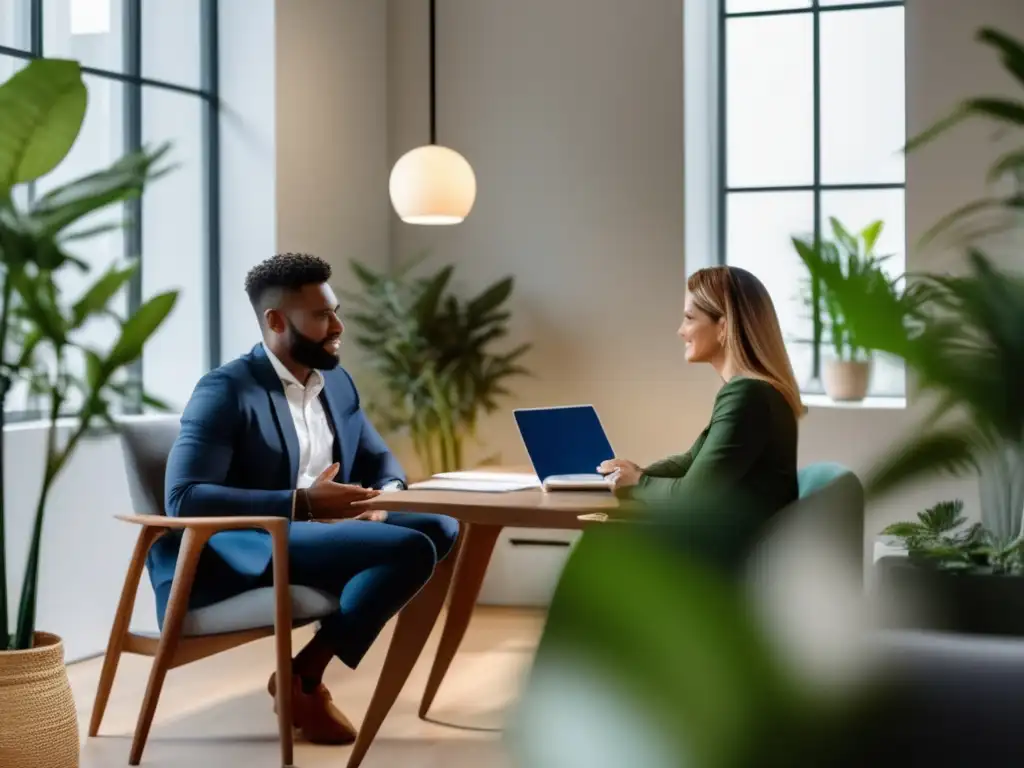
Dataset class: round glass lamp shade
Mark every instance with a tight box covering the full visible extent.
[389,144,477,225]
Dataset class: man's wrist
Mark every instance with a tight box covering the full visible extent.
[294,488,314,520]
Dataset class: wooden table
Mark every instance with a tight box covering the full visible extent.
[364,487,622,716]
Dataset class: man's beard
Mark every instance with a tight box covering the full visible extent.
[286,319,341,370]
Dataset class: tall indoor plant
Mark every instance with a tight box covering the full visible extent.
[0,58,177,767]
[340,253,531,476]
[794,28,1024,636]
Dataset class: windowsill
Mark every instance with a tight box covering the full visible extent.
[2,411,178,435]
[801,393,907,411]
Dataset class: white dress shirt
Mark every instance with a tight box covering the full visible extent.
[264,343,336,490]
[263,344,403,507]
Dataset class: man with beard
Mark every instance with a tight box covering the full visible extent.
[159,252,459,745]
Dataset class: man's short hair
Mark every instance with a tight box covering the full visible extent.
[244,252,332,318]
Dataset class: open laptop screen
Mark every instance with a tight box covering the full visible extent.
[514,405,615,482]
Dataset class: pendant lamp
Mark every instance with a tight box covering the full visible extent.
[389,0,477,225]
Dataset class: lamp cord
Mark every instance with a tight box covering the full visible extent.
[429,0,437,145]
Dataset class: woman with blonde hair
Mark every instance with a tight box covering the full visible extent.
[600,265,803,512]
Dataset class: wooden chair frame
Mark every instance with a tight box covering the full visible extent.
[89,513,459,768]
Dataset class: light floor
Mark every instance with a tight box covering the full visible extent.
[70,606,545,768]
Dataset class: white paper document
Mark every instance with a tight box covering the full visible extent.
[431,470,541,486]
[408,470,541,493]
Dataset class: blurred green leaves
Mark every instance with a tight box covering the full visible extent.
[340,253,530,475]
[904,27,1024,244]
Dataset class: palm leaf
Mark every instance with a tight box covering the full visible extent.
[866,428,981,499]
[977,28,1024,89]
[986,148,1024,183]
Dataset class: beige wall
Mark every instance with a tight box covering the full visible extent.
[387,0,702,475]
[275,0,1024,561]
[276,0,391,276]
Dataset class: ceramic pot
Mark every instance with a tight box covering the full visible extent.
[823,359,871,402]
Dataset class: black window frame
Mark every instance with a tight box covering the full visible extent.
[0,0,221,421]
[717,0,907,395]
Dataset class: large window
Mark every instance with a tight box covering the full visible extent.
[0,0,219,418]
[719,0,906,398]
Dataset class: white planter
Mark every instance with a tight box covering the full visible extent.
[823,359,871,402]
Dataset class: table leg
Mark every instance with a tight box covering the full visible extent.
[345,535,458,768]
[419,522,504,718]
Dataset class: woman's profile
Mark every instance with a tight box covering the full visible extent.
[600,265,803,515]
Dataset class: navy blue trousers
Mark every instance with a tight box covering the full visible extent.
[265,512,460,668]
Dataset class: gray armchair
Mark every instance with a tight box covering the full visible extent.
[88,416,457,768]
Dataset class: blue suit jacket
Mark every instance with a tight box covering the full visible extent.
[150,343,405,618]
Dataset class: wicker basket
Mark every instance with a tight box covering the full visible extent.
[0,631,79,768]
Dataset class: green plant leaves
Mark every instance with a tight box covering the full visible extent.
[71,262,136,329]
[31,143,173,239]
[0,59,87,192]
[978,28,1024,87]
[342,254,530,473]
[468,276,514,321]
[106,291,178,370]
[867,429,980,499]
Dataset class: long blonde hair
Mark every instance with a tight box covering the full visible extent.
[687,266,804,419]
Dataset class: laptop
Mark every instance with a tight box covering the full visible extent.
[513,405,616,491]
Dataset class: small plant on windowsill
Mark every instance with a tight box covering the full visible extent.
[793,217,899,403]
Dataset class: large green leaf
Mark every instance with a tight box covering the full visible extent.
[468,276,514,320]
[0,58,87,190]
[31,143,173,238]
[10,267,67,344]
[414,265,454,325]
[106,290,178,370]
[71,262,137,329]
[866,428,982,499]
[977,28,1024,89]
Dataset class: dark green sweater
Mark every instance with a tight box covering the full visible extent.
[630,377,799,516]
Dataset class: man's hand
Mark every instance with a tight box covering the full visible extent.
[304,463,381,519]
[353,509,389,522]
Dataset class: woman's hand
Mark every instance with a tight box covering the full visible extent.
[597,458,643,489]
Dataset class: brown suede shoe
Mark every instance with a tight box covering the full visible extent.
[267,672,357,745]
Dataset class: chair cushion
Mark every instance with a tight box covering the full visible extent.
[182,585,338,636]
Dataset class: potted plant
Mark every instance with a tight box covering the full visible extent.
[339,253,531,477]
[0,59,177,767]
[793,217,899,403]
[878,499,1024,636]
